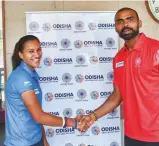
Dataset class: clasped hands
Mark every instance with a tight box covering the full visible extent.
[75,113,97,132]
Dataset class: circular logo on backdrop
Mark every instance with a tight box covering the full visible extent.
[61,39,71,48]
[43,23,52,31]
[76,109,85,115]
[106,38,115,47]
[63,108,73,117]
[90,91,99,100]
[45,128,54,137]
[77,89,87,100]
[65,143,73,146]
[74,40,83,48]
[62,73,72,83]
[76,55,86,65]
[89,56,98,64]
[75,21,84,30]
[109,109,118,116]
[88,22,96,30]
[44,93,53,102]
[29,21,39,31]
[75,74,84,83]
[43,57,53,66]
[107,71,114,81]
[110,142,119,146]
[91,126,100,135]
[78,144,86,146]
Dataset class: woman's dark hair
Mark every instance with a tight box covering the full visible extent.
[12,35,40,70]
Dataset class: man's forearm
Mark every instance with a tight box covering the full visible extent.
[94,86,122,119]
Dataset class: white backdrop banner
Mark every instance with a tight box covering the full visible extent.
[26,11,121,146]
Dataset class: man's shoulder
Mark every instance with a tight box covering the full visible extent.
[114,47,125,59]
[146,36,159,45]
[145,36,159,54]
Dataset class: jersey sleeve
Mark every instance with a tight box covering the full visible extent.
[113,58,118,86]
[13,73,34,95]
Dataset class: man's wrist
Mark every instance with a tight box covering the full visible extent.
[90,111,98,121]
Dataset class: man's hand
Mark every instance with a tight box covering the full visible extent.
[76,113,96,132]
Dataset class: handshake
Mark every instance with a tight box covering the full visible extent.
[71,111,98,132]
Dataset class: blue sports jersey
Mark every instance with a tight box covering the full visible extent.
[4,61,42,146]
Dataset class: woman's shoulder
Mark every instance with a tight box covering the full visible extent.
[6,67,34,93]
[7,67,32,84]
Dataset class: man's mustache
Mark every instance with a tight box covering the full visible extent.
[121,27,133,33]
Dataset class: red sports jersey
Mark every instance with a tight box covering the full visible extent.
[113,33,159,142]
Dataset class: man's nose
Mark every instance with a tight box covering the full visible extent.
[123,20,129,27]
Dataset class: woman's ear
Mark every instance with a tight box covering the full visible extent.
[18,51,23,59]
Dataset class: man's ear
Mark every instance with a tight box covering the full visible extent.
[139,20,142,28]
[18,51,23,59]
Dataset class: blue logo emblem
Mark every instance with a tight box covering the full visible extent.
[89,56,98,64]
[76,109,85,115]
[61,39,71,48]
[91,126,100,135]
[44,92,53,102]
[46,128,54,137]
[63,108,73,117]
[74,40,83,48]
[62,73,72,83]
[78,144,86,146]
[110,142,119,146]
[43,57,53,66]
[77,89,87,99]
[88,22,96,30]
[106,38,115,47]
[76,55,86,65]
[107,71,114,81]
[75,74,84,83]
[90,91,99,100]
[75,21,84,30]
[109,109,118,116]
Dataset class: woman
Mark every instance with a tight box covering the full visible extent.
[4,35,87,146]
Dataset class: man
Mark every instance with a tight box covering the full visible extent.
[78,7,159,146]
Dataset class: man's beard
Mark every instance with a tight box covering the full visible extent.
[119,26,139,40]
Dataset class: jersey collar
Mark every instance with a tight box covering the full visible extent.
[122,33,147,52]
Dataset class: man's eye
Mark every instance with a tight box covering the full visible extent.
[128,18,133,22]
[117,20,123,24]
[28,50,34,53]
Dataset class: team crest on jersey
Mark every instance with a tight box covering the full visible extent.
[135,57,141,67]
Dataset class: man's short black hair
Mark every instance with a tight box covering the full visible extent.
[115,7,139,21]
